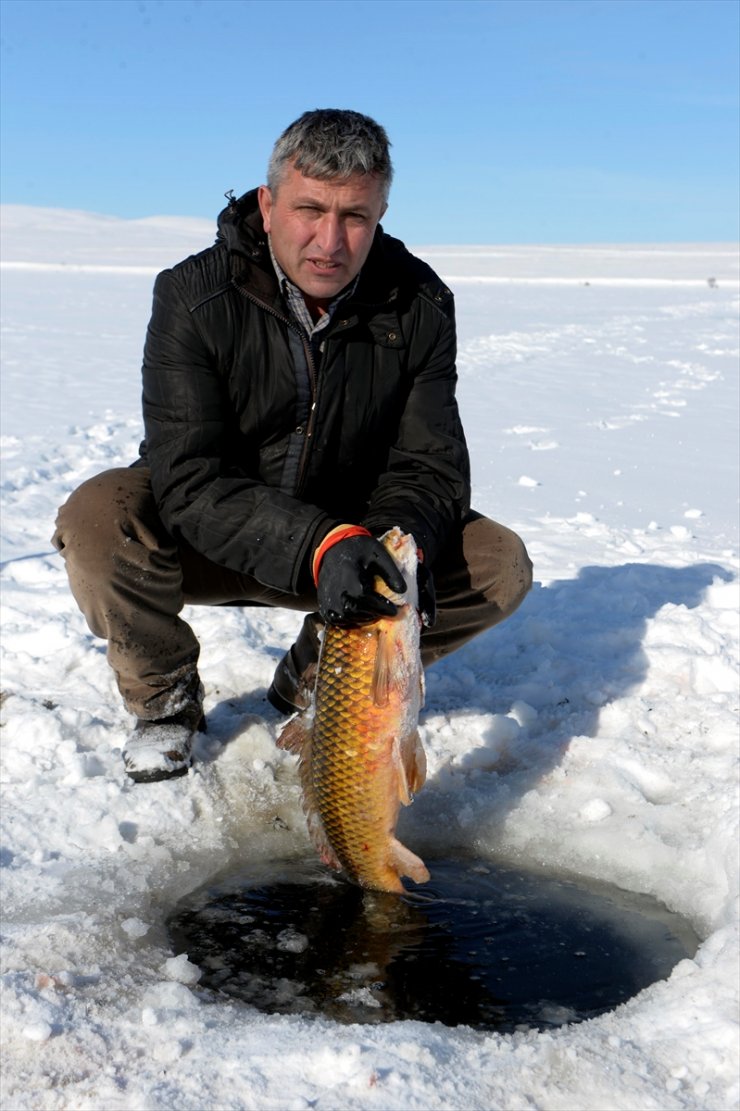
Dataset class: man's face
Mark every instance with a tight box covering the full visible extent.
[258,162,387,310]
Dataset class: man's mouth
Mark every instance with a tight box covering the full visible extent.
[308,259,340,271]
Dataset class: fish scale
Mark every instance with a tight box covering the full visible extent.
[313,626,393,875]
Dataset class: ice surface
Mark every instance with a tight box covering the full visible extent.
[0,207,738,1109]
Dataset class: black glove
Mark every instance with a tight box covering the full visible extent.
[417,562,436,628]
[317,536,407,626]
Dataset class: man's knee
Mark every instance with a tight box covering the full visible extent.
[52,467,158,572]
[463,512,533,619]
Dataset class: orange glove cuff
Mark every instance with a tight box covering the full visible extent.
[312,525,372,587]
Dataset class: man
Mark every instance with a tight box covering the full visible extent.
[53,109,532,783]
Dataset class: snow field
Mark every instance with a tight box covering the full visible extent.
[0,210,738,1109]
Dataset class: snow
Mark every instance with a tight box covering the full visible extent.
[1,206,738,1110]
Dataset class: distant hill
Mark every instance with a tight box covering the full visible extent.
[1,205,738,284]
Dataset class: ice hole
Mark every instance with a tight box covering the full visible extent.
[167,857,698,1031]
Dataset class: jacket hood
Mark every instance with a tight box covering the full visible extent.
[212,188,438,312]
[216,189,266,257]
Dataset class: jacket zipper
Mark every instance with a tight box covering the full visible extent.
[232,280,320,496]
[296,343,319,496]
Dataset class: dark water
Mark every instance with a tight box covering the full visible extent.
[167,857,699,1031]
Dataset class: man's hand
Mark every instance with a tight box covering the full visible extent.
[317,535,407,626]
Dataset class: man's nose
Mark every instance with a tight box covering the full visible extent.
[315,213,343,255]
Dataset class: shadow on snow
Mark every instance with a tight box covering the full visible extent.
[407,559,734,841]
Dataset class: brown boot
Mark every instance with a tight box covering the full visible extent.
[267,613,323,715]
[123,700,205,783]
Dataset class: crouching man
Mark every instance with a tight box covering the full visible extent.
[53,108,532,782]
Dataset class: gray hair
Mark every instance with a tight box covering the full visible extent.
[267,109,393,202]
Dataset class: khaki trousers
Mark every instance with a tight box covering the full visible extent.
[52,467,533,720]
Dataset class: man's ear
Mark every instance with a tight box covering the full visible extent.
[257,185,273,234]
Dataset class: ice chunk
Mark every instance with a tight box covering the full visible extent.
[162,954,201,985]
[579,798,613,822]
[509,700,538,727]
[21,1021,52,1042]
[121,917,150,939]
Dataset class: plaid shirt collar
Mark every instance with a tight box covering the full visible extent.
[268,237,359,339]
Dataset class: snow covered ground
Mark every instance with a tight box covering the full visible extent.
[1,207,738,1110]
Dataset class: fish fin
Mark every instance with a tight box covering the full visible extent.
[393,728,427,806]
[275,713,309,755]
[275,665,317,755]
[405,728,427,794]
[392,734,412,805]
[389,837,430,885]
[306,811,343,872]
[371,629,393,708]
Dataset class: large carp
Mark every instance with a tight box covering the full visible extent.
[278,527,429,894]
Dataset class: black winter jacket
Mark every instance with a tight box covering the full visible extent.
[139,190,471,595]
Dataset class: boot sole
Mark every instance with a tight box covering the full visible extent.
[126,762,190,784]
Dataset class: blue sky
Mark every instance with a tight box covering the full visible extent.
[1,0,738,243]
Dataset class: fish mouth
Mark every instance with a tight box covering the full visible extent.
[385,596,410,613]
